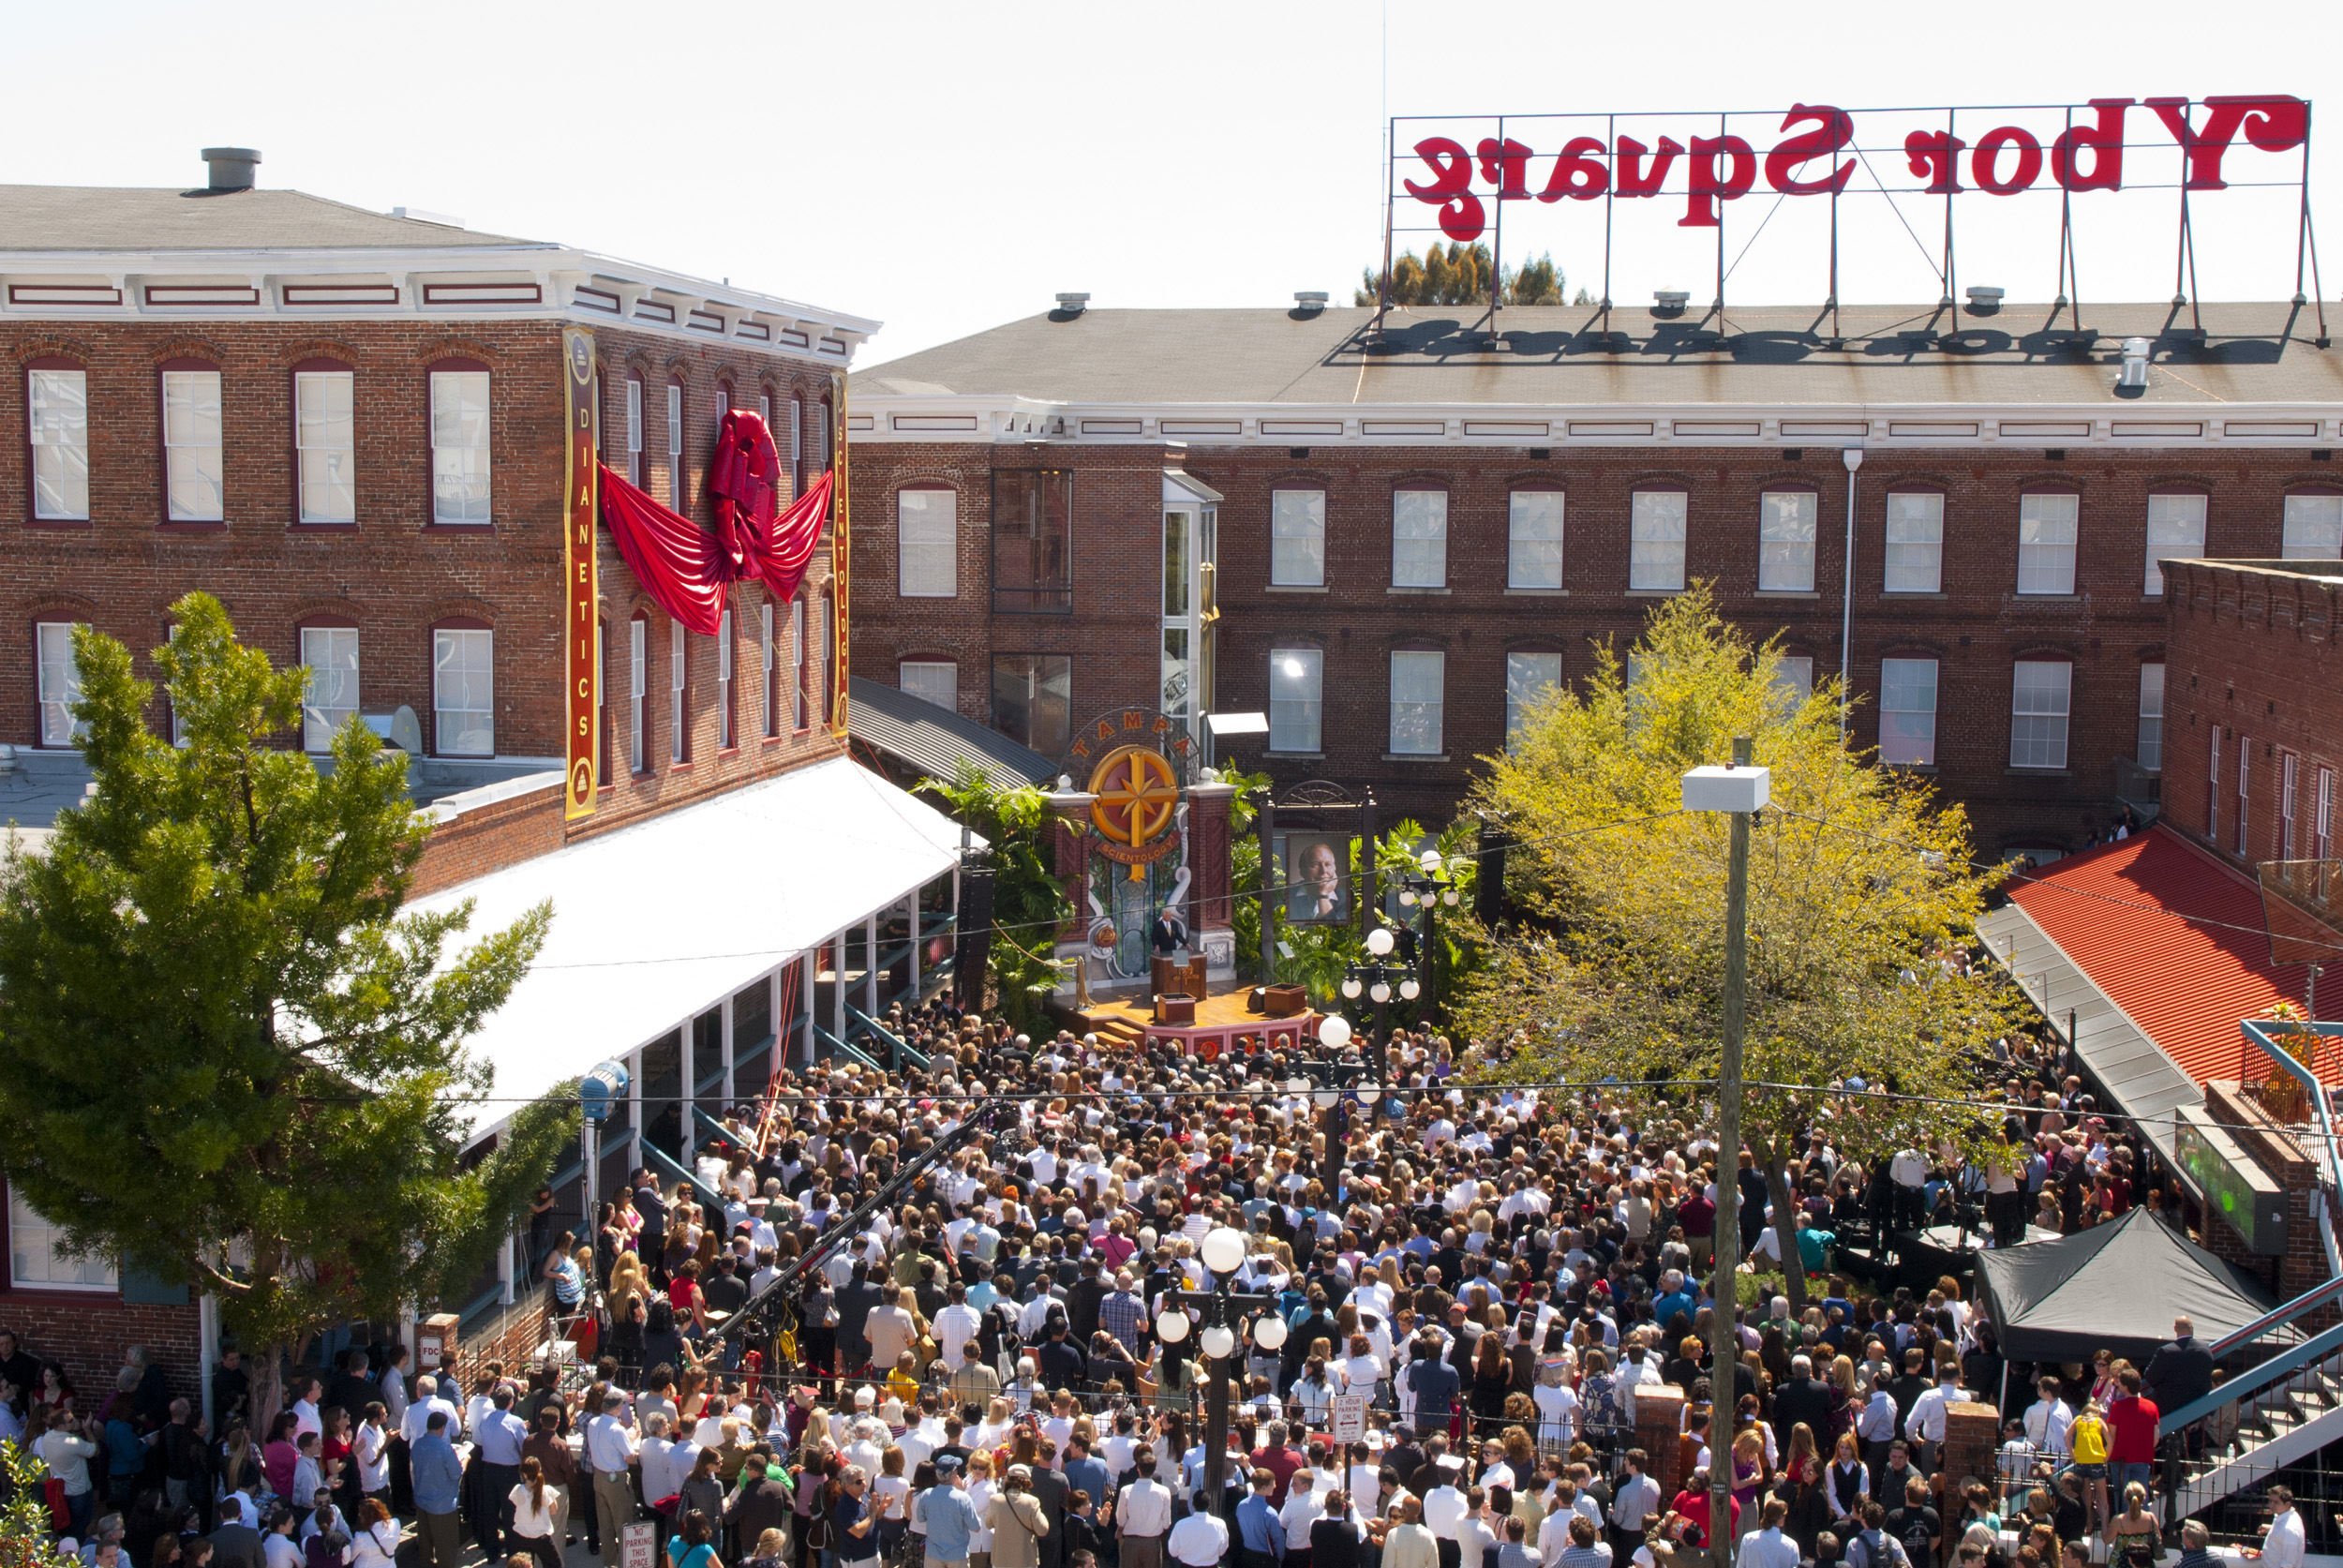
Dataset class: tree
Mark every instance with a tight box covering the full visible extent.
[0,593,568,1425]
[1504,252,1565,306]
[1456,588,2021,1314]
[916,762,1070,1028]
[1352,246,1577,308]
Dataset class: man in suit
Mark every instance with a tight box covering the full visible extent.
[205,1515,266,1568]
[724,1446,795,1561]
[1150,907,1189,956]
[2144,1315,2216,1455]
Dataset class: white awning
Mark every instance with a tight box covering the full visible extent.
[412,756,974,1138]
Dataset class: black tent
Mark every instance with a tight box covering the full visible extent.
[1975,1206,2281,1363]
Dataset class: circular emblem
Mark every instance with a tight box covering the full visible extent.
[1089,744,1179,850]
[568,332,591,383]
[570,757,593,805]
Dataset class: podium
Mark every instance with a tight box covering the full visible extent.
[1151,953,1205,998]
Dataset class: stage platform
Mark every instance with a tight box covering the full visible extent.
[1063,982,1321,1058]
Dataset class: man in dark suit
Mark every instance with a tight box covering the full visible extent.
[1037,1322,1090,1392]
[1150,908,1189,956]
[207,1515,266,1568]
[724,1447,795,1561]
[633,1172,669,1284]
[1774,1355,1836,1442]
[2143,1315,2216,1453]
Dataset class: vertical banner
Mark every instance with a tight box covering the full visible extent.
[562,327,599,819]
[828,368,851,739]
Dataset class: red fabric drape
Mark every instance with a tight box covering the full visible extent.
[597,412,831,638]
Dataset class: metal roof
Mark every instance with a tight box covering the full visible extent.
[0,185,543,251]
[853,301,2343,409]
[847,676,1059,790]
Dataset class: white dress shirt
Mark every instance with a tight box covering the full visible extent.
[2263,1508,2306,1568]
[1117,1478,1172,1538]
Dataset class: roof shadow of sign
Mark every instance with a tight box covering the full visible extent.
[1718,332,1815,366]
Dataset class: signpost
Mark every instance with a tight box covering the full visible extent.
[1331,1393,1368,1444]
[621,1523,656,1568]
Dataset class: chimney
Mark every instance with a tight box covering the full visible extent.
[200,148,261,192]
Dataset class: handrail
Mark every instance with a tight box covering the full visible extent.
[811,1022,882,1073]
[2160,1318,2343,1436]
[847,1005,929,1070]
[2242,1017,2343,1198]
[641,1140,726,1213]
[2206,1271,2343,1358]
[692,1104,747,1153]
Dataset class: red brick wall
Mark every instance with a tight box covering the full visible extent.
[2158,560,2343,875]
[409,778,566,897]
[0,1294,201,1408]
[850,440,2338,851]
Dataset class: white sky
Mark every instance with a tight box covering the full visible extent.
[8,0,2340,367]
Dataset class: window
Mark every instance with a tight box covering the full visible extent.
[898,488,958,597]
[789,396,805,492]
[299,627,359,753]
[791,600,809,730]
[1389,650,1444,754]
[899,660,957,711]
[35,621,83,747]
[1757,490,1818,590]
[2317,766,2334,861]
[991,654,1071,754]
[2282,752,2300,859]
[758,392,771,426]
[761,604,777,739]
[294,366,355,524]
[2283,494,2343,560]
[2009,660,2072,769]
[160,366,224,522]
[9,1187,113,1291]
[992,470,1074,613]
[1271,489,1326,587]
[1392,489,1448,588]
[2017,492,2080,593]
[626,373,645,486]
[669,620,687,764]
[1884,492,1944,593]
[428,367,491,524]
[666,382,685,509]
[1508,491,1565,589]
[2237,736,2252,858]
[2137,663,2166,771]
[628,617,647,772]
[27,366,89,521]
[716,609,734,750]
[1630,490,1688,590]
[2209,725,2223,841]
[816,400,832,473]
[1879,657,1938,766]
[1505,651,1561,747]
[1773,654,1814,704]
[1269,648,1323,753]
[431,627,493,756]
[2144,493,2206,595]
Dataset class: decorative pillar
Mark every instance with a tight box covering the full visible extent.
[1935,1402,2003,1498]
[1635,1384,1690,1495]
[800,949,816,1066]
[1186,779,1238,982]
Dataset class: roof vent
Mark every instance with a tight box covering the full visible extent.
[1651,290,1690,316]
[1053,292,1090,317]
[200,147,260,192]
[1294,291,1329,313]
[2116,336,2152,396]
[391,205,466,230]
[1965,285,2004,313]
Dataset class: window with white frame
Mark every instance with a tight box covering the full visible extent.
[626,376,645,486]
[35,621,83,747]
[1879,657,1938,767]
[1271,489,1326,587]
[2136,662,2165,771]
[2284,494,2343,560]
[670,620,687,763]
[628,619,647,771]
[299,627,359,753]
[1505,651,1561,748]
[161,367,224,522]
[1630,490,1688,590]
[789,396,805,486]
[758,392,771,426]
[432,628,493,756]
[1508,491,1565,589]
[429,369,491,524]
[717,609,735,750]
[1392,490,1448,588]
[899,660,958,711]
[2282,752,2300,859]
[898,488,958,597]
[816,402,832,473]
[8,1187,113,1291]
[1757,490,1818,590]
[27,366,89,521]
[1389,650,1445,754]
[2143,493,2206,596]
[2209,725,2223,840]
[1884,492,1944,593]
[2317,765,2335,862]
[791,600,808,730]
[666,383,685,508]
[295,367,356,524]
[1268,648,1322,753]
[2017,492,2080,594]
[761,604,777,739]
[2009,659,2072,769]
[2237,735,2252,858]
[1773,654,1814,704]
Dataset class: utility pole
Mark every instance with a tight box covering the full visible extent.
[1683,736,1766,1568]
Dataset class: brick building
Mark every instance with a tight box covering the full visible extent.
[0,152,970,1399]
[848,299,2343,856]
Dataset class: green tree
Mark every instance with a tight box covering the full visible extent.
[1457,588,2020,1314]
[0,593,567,1425]
[916,762,1070,1028]
[1504,252,1564,306]
[1355,243,1497,306]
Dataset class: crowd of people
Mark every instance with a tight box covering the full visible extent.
[0,987,2311,1568]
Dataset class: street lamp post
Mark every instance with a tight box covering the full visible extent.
[1157,1226,1283,1522]
[1338,925,1419,1097]
[1681,738,1767,1568]
[1393,848,1461,1014]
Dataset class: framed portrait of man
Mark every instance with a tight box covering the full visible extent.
[1278,832,1351,924]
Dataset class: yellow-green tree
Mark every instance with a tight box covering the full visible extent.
[1456,588,2020,1313]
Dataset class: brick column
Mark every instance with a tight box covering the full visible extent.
[1048,790,1097,1000]
[1936,1401,2002,1498]
[1634,1384,1689,1496]
[1186,780,1238,980]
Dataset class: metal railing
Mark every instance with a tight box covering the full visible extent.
[640,1139,726,1214]
[847,1004,929,1071]
[811,1021,884,1073]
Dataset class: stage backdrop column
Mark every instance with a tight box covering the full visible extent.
[1186,778,1238,985]
[1047,785,1097,1001]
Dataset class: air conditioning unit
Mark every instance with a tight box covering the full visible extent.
[363,707,425,754]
